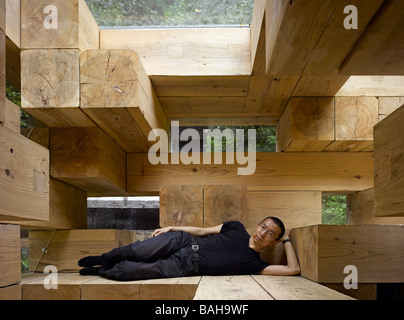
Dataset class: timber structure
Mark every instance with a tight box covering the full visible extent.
[1,0,404,300]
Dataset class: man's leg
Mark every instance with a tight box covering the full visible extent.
[79,231,192,269]
[99,246,194,281]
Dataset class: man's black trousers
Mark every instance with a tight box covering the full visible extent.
[98,231,196,282]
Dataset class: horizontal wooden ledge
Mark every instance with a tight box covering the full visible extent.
[21,273,353,300]
[127,152,374,194]
[100,28,251,76]
[21,273,200,300]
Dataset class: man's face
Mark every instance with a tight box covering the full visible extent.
[252,219,282,248]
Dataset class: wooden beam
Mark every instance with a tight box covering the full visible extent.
[277,97,335,152]
[340,0,404,75]
[290,224,404,283]
[253,276,355,300]
[0,124,49,221]
[21,0,99,51]
[3,179,87,229]
[266,0,383,75]
[347,188,404,225]
[29,229,132,272]
[138,277,200,300]
[0,283,21,300]
[0,0,5,34]
[6,0,21,90]
[378,96,404,121]
[194,275,273,300]
[264,0,383,99]
[100,28,250,76]
[127,152,374,194]
[337,76,404,97]
[0,224,20,288]
[1,99,20,134]
[6,0,20,48]
[50,127,127,196]
[173,118,278,127]
[374,104,404,217]
[159,185,204,228]
[80,49,168,152]
[22,273,98,300]
[204,185,247,228]
[21,49,95,127]
[325,97,378,152]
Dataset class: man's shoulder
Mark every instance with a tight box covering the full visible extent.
[222,221,246,232]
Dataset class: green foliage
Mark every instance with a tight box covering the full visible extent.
[207,126,276,153]
[85,0,254,27]
[21,248,30,274]
[6,82,29,128]
[322,195,347,225]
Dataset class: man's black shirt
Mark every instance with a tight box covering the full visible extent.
[197,221,269,275]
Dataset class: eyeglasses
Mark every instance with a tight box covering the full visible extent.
[258,223,277,239]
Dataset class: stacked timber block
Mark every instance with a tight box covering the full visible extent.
[277,97,378,152]
[80,49,168,152]
[29,229,132,273]
[0,224,21,300]
[347,188,404,225]
[5,179,87,230]
[290,225,404,284]
[128,153,374,194]
[20,0,99,127]
[374,104,404,217]
[0,99,49,221]
[21,273,200,300]
[50,127,127,196]
[20,0,168,153]
[160,185,247,228]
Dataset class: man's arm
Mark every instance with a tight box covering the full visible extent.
[152,224,223,238]
[259,234,301,276]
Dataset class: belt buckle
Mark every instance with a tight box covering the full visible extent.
[192,244,199,251]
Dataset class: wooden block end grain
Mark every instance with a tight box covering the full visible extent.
[203,185,247,228]
[80,49,168,152]
[21,0,99,50]
[21,49,95,127]
[277,97,335,152]
[159,185,203,228]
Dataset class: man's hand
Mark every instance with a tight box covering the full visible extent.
[152,227,172,237]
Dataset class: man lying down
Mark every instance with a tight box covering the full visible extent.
[78,217,301,281]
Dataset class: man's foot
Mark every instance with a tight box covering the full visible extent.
[78,255,103,267]
[79,266,101,276]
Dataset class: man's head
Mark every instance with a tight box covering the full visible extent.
[251,217,286,249]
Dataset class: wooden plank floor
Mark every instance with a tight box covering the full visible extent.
[20,273,355,300]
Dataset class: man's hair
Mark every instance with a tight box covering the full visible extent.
[259,217,285,241]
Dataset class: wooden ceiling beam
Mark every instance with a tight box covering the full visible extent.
[340,0,404,75]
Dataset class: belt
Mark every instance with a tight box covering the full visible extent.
[191,237,199,274]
